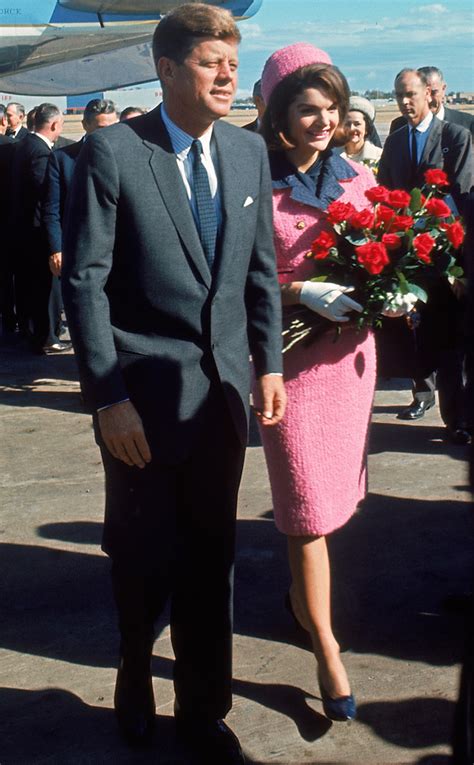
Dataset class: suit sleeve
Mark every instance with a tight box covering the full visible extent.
[245,138,283,376]
[377,135,393,189]
[42,151,63,255]
[62,132,128,411]
[443,124,473,210]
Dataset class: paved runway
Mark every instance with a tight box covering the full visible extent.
[1,336,473,764]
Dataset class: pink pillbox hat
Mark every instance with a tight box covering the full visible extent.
[261,42,333,103]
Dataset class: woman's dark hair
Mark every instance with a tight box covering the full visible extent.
[260,64,350,151]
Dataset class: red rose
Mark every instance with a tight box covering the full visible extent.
[355,241,390,275]
[350,209,375,230]
[389,214,414,232]
[425,197,452,218]
[311,229,338,259]
[376,205,396,226]
[387,189,411,209]
[413,233,435,263]
[424,168,449,187]
[326,200,356,225]
[381,233,401,250]
[441,220,465,249]
[365,186,390,204]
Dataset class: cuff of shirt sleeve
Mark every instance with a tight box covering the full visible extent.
[97,398,130,413]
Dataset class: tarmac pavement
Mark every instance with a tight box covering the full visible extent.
[1,335,473,764]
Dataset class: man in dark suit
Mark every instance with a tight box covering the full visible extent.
[5,102,28,141]
[390,66,474,139]
[378,68,473,440]
[42,99,118,349]
[62,4,285,762]
[242,79,265,132]
[10,103,64,351]
[0,108,14,332]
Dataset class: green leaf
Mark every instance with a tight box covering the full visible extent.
[406,283,428,303]
[449,265,464,278]
[410,188,423,212]
[345,234,369,246]
[310,275,329,282]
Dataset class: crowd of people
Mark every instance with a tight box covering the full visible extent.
[1,2,473,763]
[0,99,145,353]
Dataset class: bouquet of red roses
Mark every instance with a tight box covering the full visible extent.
[283,169,465,352]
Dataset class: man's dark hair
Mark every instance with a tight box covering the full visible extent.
[418,66,445,83]
[83,98,117,123]
[120,106,146,121]
[152,3,240,66]
[27,106,39,131]
[261,64,350,151]
[6,101,25,117]
[0,104,6,118]
[394,68,429,88]
[34,103,62,130]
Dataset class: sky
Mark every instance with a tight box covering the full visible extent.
[236,0,474,96]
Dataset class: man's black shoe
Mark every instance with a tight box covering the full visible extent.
[398,399,435,420]
[176,717,245,764]
[114,663,155,746]
[446,425,471,445]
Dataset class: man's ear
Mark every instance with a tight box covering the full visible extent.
[157,56,176,87]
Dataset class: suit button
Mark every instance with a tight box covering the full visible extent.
[296,220,306,229]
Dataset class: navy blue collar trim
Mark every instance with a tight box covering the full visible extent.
[269,149,358,211]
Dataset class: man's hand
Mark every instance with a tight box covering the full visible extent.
[49,252,62,277]
[98,400,152,468]
[253,374,286,427]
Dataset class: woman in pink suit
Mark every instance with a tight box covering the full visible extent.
[256,44,377,721]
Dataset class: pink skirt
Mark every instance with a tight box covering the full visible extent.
[257,327,376,536]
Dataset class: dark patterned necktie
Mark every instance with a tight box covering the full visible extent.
[191,139,217,269]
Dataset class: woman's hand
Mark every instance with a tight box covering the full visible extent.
[299,281,362,322]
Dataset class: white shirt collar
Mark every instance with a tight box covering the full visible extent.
[437,104,446,121]
[413,111,433,134]
[160,103,214,161]
[34,131,54,150]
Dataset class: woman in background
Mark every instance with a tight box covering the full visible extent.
[342,96,382,170]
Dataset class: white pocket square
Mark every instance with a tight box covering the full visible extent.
[243,196,254,207]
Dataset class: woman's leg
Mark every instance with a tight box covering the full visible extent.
[287,534,351,698]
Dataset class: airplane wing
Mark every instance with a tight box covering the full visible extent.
[0,0,262,95]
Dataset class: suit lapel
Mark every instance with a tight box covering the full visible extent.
[143,109,212,289]
[420,117,442,168]
[212,121,244,289]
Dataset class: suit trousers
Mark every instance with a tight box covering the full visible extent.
[97,390,245,721]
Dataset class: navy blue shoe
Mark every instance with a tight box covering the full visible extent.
[319,676,356,721]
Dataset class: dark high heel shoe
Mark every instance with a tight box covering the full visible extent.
[318,674,356,721]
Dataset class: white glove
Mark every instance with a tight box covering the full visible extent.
[300,281,363,323]
[382,291,418,318]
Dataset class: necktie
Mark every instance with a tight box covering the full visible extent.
[191,139,217,269]
[411,128,418,184]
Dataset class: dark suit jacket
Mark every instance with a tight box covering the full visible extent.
[390,107,474,138]
[42,140,83,255]
[11,132,52,234]
[62,106,282,459]
[8,125,29,141]
[378,118,472,209]
[54,135,75,150]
